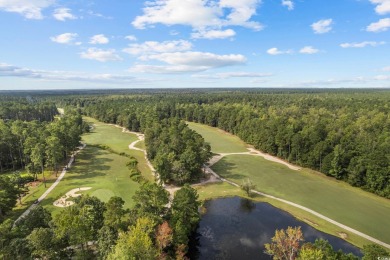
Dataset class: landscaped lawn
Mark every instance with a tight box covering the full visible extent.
[187,122,248,153]
[41,145,140,215]
[83,117,153,181]
[189,122,390,245]
[212,155,390,244]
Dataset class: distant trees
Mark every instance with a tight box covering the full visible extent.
[71,90,389,198]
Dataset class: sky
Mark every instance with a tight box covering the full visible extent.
[0,0,389,90]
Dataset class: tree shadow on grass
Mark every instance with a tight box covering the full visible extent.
[65,147,115,182]
[211,158,246,181]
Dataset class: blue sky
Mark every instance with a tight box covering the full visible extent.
[0,0,389,89]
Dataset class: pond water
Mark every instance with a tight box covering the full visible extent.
[188,197,362,259]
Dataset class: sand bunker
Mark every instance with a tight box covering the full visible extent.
[53,187,92,207]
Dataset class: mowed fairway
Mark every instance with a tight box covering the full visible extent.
[83,117,153,181]
[190,122,390,244]
[41,146,139,215]
[187,122,248,153]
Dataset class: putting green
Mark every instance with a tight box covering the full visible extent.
[91,189,116,202]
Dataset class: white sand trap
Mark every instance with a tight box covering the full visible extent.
[53,187,92,208]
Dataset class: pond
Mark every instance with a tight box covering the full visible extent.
[188,197,362,259]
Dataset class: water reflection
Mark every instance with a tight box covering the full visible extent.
[188,197,362,260]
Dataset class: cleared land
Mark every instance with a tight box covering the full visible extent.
[189,122,390,246]
[187,122,248,153]
[39,118,150,215]
[83,117,153,181]
[41,146,139,215]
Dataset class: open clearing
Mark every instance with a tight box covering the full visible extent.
[83,117,153,181]
[187,122,248,153]
[189,122,390,246]
[41,145,140,215]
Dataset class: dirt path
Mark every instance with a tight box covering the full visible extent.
[204,154,390,249]
[15,143,86,224]
[53,187,92,207]
[208,150,300,171]
[114,123,390,249]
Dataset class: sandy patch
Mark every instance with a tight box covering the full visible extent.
[53,187,92,207]
[247,148,301,171]
[338,232,348,239]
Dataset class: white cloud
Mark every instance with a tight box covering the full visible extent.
[311,19,333,34]
[191,29,236,39]
[132,0,262,31]
[370,0,390,15]
[80,48,122,62]
[340,41,386,48]
[143,51,246,66]
[193,71,272,79]
[219,0,263,30]
[366,18,390,32]
[130,51,246,73]
[123,40,192,55]
[53,8,76,21]
[125,35,137,41]
[87,10,112,19]
[129,65,210,74]
[374,75,390,80]
[281,0,294,10]
[89,34,109,44]
[266,47,292,55]
[50,33,78,44]
[382,66,390,71]
[0,0,54,19]
[299,46,319,54]
[0,62,147,84]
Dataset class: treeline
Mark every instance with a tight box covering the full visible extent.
[145,118,211,184]
[0,183,201,259]
[0,97,58,122]
[66,90,389,198]
[0,111,83,174]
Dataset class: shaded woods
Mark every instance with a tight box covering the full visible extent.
[64,89,390,198]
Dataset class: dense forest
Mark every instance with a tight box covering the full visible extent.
[0,182,201,259]
[145,118,211,184]
[53,89,389,198]
[0,90,388,259]
[0,98,85,220]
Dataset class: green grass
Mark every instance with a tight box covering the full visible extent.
[189,122,390,247]
[83,117,153,181]
[135,140,146,150]
[187,122,248,153]
[11,172,58,219]
[41,146,140,215]
[194,182,374,248]
[213,154,390,244]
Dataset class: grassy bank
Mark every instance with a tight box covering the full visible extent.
[188,122,390,247]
